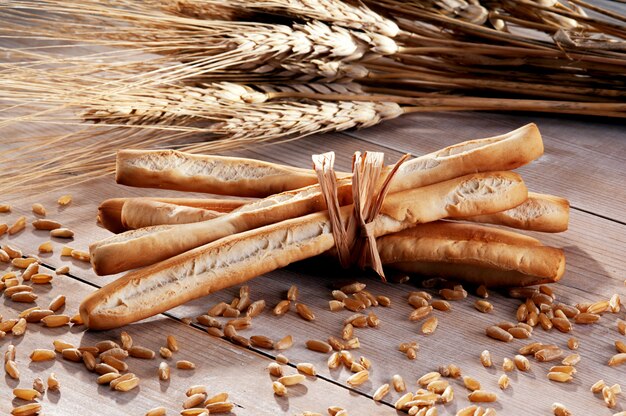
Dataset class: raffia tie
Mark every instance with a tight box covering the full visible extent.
[312,151,409,281]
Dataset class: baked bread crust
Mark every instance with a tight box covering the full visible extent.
[463,192,569,232]
[116,149,322,197]
[378,221,565,287]
[98,197,250,233]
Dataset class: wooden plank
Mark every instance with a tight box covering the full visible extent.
[0,265,391,416]
[3,14,626,416]
[341,112,626,223]
[2,160,625,415]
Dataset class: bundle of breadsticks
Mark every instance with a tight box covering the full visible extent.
[81,123,569,329]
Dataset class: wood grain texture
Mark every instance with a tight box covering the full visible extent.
[2,128,625,414]
[0,260,392,416]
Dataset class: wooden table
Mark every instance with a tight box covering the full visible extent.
[2,109,625,415]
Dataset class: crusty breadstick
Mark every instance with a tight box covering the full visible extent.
[81,171,527,329]
[116,150,326,197]
[98,197,250,233]
[377,221,565,287]
[121,200,222,230]
[92,125,542,275]
[462,192,569,232]
[389,123,542,193]
[115,123,542,196]
[90,170,529,276]
[113,192,568,234]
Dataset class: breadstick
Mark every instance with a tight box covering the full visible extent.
[389,123,542,193]
[115,123,542,196]
[81,171,527,329]
[377,221,565,287]
[462,192,569,232]
[121,200,221,230]
[90,170,528,275]
[116,150,326,197]
[98,197,250,233]
[113,192,567,234]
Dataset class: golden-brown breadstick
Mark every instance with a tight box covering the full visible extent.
[98,197,251,233]
[462,192,569,232]
[377,221,565,287]
[116,150,325,197]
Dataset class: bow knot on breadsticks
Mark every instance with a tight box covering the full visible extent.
[313,151,409,280]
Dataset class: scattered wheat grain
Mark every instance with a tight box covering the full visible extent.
[51,228,74,238]
[158,362,170,380]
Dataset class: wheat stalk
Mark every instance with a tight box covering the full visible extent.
[189,0,400,37]
[158,0,248,21]
[81,82,405,138]
[0,81,404,193]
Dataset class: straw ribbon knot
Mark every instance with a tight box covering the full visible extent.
[313,150,409,281]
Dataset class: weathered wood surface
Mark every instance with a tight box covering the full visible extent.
[2,115,625,415]
[0,245,390,416]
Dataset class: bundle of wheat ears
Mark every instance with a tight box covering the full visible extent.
[0,0,625,193]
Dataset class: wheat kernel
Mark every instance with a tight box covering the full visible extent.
[552,403,572,416]
[30,349,55,362]
[486,326,513,342]
[51,228,74,238]
[48,372,60,389]
[11,403,42,416]
[273,300,291,316]
[514,354,531,371]
[608,353,626,367]
[463,376,481,391]
[468,390,497,402]
[373,383,390,401]
[306,339,332,353]
[502,358,515,372]
[278,373,305,386]
[158,362,170,381]
[498,374,509,390]
[548,372,573,382]
[176,360,195,370]
[421,316,438,335]
[274,334,293,350]
[297,362,317,376]
[475,300,493,313]
[480,350,492,367]
[145,407,166,416]
[392,374,406,392]
[8,216,26,235]
[272,381,287,396]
